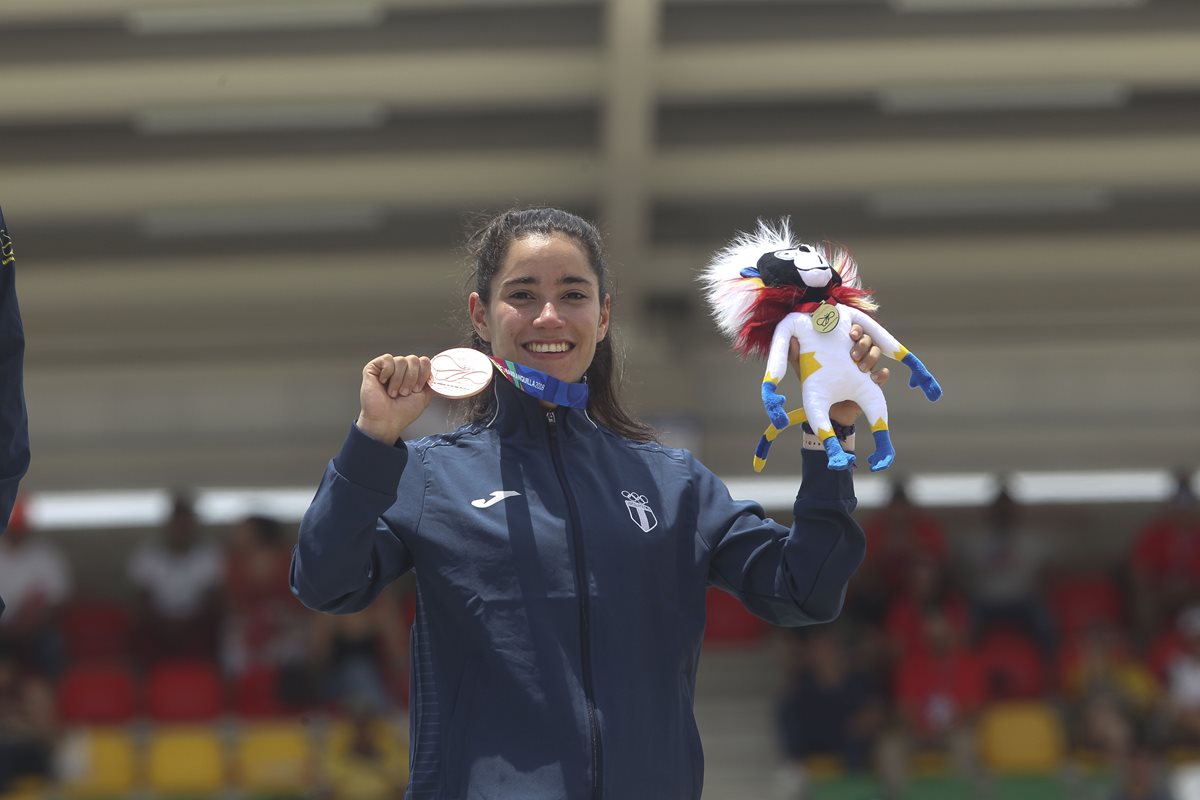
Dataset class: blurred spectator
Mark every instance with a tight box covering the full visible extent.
[0,498,70,677]
[1110,742,1173,800]
[880,606,984,797]
[1130,472,1200,646]
[884,554,970,661]
[774,625,884,799]
[850,482,947,626]
[320,700,409,800]
[961,489,1057,659]
[1063,623,1159,761]
[0,641,57,793]
[223,514,315,706]
[127,494,224,665]
[1160,606,1200,749]
[311,586,407,712]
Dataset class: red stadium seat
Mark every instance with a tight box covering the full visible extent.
[704,587,767,646]
[978,629,1047,701]
[59,663,138,724]
[146,661,225,722]
[1050,574,1122,638]
[61,601,134,663]
[1149,629,1185,681]
[235,666,284,718]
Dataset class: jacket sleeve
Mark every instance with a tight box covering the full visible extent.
[290,424,424,614]
[695,447,865,626]
[0,209,29,535]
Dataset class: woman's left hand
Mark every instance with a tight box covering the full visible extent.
[788,324,889,427]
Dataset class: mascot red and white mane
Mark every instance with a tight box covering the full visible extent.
[700,219,878,359]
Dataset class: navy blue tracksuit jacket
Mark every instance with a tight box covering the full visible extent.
[292,378,865,800]
[0,206,29,538]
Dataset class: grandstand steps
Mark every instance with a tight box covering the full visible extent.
[696,644,782,799]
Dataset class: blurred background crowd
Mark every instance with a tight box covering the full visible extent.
[1,473,1199,799]
[0,494,412,799]
[770,473,1200,800]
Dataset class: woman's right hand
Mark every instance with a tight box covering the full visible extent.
[355,353,433,444]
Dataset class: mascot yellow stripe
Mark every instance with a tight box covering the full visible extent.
[798,352,822,381]
[752,409,807,472]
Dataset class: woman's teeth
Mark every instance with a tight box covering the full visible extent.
[527,343,571,353]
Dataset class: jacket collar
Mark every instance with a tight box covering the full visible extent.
[484,374,600,442]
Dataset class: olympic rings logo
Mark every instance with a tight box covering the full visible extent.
[622,491,649,505]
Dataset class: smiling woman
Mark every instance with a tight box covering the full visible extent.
[472,234,607,382]
[290,206,883,800]
[461,208,650,441]
[469,233,608,383]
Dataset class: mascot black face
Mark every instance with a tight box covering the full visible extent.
[756,245,841,291]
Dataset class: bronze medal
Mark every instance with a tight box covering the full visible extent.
[427,348,494,399]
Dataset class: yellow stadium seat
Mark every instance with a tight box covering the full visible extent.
[979,702,1065,774]
[0,775,48,800]
[60,727,138,798]
[146,726,226,795]
[801,754,843,779]
[323,718,409,798]
[911,749,949,777]
[235,723,313,794]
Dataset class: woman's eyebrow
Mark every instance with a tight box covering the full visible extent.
[500,274,594,288]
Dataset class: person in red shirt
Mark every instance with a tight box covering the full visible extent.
[0,500,70,678]
[223,515,312,685]
[848,482,948,627]
[880,606,985,796]
[884,554,970,661]
[1130,472,1200,645]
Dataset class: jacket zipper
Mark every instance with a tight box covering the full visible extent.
[547,409,604,800]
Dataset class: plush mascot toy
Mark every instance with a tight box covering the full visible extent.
[701,220,942,472]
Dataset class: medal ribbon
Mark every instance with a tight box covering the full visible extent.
[489,357,590,409]
[794,297,837,313]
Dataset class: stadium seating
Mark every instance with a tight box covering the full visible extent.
[145,727,226,796]
[324,717,410,793]
[1050,573,1121,638]
[1149,627,1185,680]
[704,587,767,646]
[978,629,1048,701]
[979,702,1065,774]
[234,666,285,718]
[146,661,225,722]
[58,664,137,724]
[59,728,137,798]
[61,601,134,664]
[234,722,313,796]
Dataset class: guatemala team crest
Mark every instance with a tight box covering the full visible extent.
[622,491,657,533]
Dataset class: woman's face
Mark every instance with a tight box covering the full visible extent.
[470,233,610,385]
